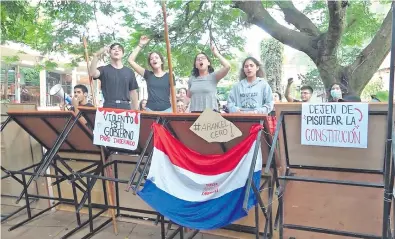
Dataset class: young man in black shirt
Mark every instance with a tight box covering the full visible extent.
[89,43,139,110]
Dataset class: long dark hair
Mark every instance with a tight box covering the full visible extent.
[191,52,214,77]
[239,57,265,80]
[139,99,147,110]
[147,52,165,70]
[327,83,348,102]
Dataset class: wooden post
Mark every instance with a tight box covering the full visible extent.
[82,36,97,107]
[100,148,118,235]
[161,1,177,113]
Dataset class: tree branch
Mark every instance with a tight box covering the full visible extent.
[348,3,393,93]
[323,1,348,57]
[275,0,320,36]
[233,0,318,60]
[152,1,205,42]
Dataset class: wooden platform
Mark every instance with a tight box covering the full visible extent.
[275,103,390,239]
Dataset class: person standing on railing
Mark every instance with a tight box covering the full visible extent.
[89,43,139,110]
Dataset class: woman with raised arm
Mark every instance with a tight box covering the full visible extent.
[187,45,231,113]
[227,57,274,114]
[128,36,173,112]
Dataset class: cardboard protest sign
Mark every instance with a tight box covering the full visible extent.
[93,108,140,150]
[301,103,368,148]
[190,109,242,143]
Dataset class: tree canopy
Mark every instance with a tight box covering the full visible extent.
[1,0,392,94]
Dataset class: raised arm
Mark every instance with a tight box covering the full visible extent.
[284,78,295,102]
[128,36,150,77]
[89,47,108,79]
[211,44,231,81]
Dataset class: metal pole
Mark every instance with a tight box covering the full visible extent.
[382,3,395,238]
[242,121,263,211]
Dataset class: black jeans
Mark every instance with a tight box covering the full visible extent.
[103,102,131,110]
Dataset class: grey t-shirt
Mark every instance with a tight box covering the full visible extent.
[188,72,218,112]
[94,64,138,102]
[143,70,171,111]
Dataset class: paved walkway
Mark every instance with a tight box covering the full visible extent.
[1,205,233,239]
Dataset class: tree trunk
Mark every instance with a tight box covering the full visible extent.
[234,1,393,96]
[316,61,345,91]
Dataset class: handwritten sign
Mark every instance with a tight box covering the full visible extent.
[93,108,140,150]
[301,103,368,148]
[190,109,242,143]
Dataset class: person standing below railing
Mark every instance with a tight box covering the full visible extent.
[89,43,139,110]
[284,78,313,103]
[60,84,94,125]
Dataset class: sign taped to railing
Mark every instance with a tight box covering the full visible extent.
[301,103,368,148]
[93,108,140,150]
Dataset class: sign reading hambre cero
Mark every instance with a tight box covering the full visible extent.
[301,103,368,148]
[93,108,141,150]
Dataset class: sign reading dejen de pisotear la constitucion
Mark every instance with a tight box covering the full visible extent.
[93,108,141,150]
[301,103,368,148]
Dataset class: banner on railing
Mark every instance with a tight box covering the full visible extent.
[93,108,140,150]
[138,123,262,230]
[301,103,369,148]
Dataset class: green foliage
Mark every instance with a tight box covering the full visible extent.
[217,85,233,101]
[34,60,58,71]
[64,59,80,70]
[1,1,54,52]
[2,55,20,65]
[20,68,40,86]
[2,0,244,77]
[1,0,391,91]
[303,0,389,67]
[361,76,384,101]
[299,69,325,91]
[119,1,244,76]
[260,38,283,92]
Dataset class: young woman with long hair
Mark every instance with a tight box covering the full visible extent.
[128,36,174,112]
[227,57,274,114]
[187,45,231,113]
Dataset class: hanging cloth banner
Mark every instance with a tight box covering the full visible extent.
[138,123,262,230]
[93,108,141,150]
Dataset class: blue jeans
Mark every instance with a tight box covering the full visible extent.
[146,107,172,112]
